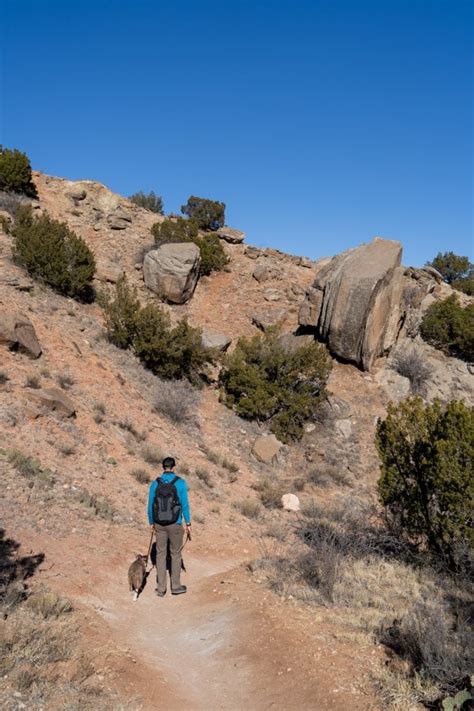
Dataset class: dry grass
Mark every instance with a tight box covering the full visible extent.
[70,486,117,521]
[253,477,284,509]
[130,468,150,484]
[308,464,352,487]
[25,373,41,389]
[7,450,55,488]
[195,467,213,488]
[153,379,200,425]
[141,444,162,465]
[390,345,433,395]
[57,370,75,390]
[255,496,473,708]
[235,498,261,519]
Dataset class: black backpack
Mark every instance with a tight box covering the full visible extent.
[152,476,181,525]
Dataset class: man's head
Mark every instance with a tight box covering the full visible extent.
[162,456,175,471]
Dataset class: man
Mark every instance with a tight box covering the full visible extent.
[147,456,191,596]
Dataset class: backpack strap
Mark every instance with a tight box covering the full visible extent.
[171,475,180,484]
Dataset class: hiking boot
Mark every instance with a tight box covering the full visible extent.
[155,588,166,597]
[171,585,187,595]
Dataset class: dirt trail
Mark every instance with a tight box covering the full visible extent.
[75,547,380,711]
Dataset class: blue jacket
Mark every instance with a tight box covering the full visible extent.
[147,472,191,526]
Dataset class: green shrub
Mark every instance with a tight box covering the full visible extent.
[151,216,198,246]
[102,277,213,382]
[0,146,37,197]
[12,207,95,300]
[197,233,228,275]
[219,330,331,442]
[376,398,474,569]
[151,217,227,276]
[427,252,472,285]
[99,276,141,349]
[452,273,474,296]
[129,190,163,214]
[181,195,225,231]
[420,295,474,362]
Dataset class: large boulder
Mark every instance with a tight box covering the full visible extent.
[299,238,403,370]
[252,434,281,463]
[0,314,42,358]
[143,243,201,304]
[28,388,76,417]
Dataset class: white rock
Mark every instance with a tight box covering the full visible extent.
[281,493,300,512]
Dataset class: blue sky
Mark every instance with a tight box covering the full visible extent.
[1,0,472,265]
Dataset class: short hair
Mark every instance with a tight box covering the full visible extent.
[162,456,175,470]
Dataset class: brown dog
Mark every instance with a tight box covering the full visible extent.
[128,554,147,601]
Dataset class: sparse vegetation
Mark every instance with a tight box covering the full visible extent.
[71,486,117,521]
[57,371,75,390]
[0,370,9,385]
[253,477,284,508]
[7,450,55,487]
[308,464,352,487]
[181,195,225,231]
[151,217,228,276]
[153,378,200,424]
[390,345,433,394]
[141,444,163,465]
[12,207,95,301]
[220,329,331,442]
[195,467,213,488]
[130,468,151,484]
[420,295,474,362]
[25,373,41,389]
[101,277,213,383]
[0,189,30,218]
[27,590,73,619]
[129,190,163,214]
[0,146,37,197]
[236,498,261,519]
[58,442,76,457]
[256,495,473,707]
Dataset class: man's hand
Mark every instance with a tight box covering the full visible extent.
[150,524,155,531]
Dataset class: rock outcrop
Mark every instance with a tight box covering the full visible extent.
[0,314,42,358]
[216,226,245,244]
[143,243,201,304]
[28,387,76,417]
[299,238,403,370]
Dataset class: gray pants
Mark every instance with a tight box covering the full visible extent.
[154,523,184,592]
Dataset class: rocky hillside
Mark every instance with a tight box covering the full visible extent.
[0,172,472,710]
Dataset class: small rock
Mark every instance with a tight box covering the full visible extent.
[281,493,300,512]
[95,260,125,284]
[263,288,282,302]
[201,331,232,351]
[251,308,287,332]
[335,419,353,439]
